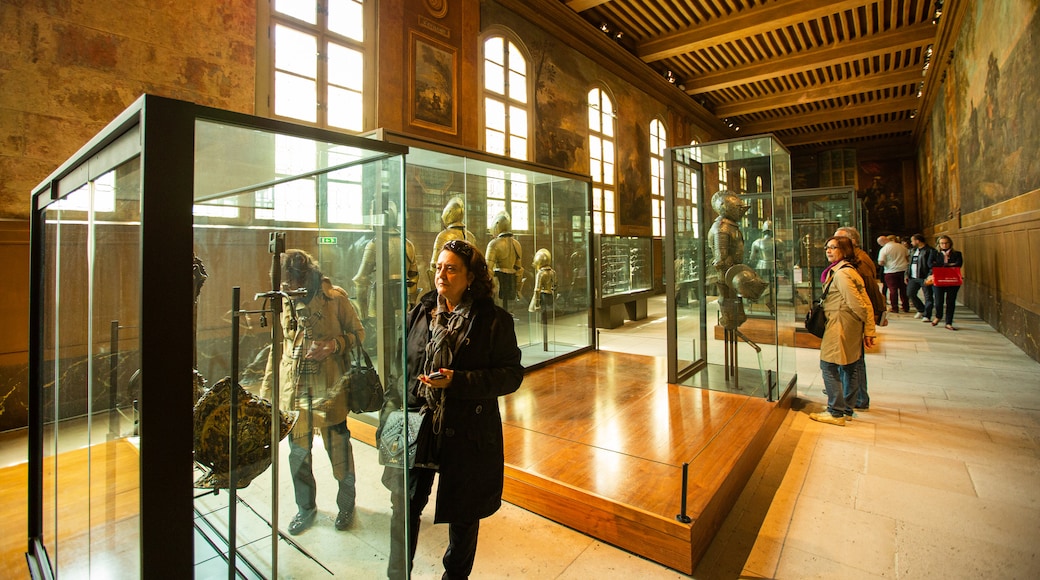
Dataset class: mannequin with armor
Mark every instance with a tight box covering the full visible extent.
[428,196,477,291]
[353,202,419,314]
[485,211,524,310]
[707,190,767,329]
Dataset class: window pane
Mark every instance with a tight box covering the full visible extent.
[486,199,506,226]
[485,37,504,65]
[327,85,363,131]
[592,187,602,210]
[602,111,614,137]
[603,140,614,165]
[328,42,363,90]
[603,162,614,185]
[273,178,317,222]
[593,211,602,234]
[588,102,600,132]
[509,106,527,137]
[275,25,317,77]
[328,0,363,41]
[328,180,363,224]
[275,0,316,24]
[485,98,505,131]
[274,71,317,121]
[509,136,527,160]
[508,43,525,72]
[484,61,504,95]
[485,129,505,155]
[590,158,601,181]
[605,212,615,234]
[509,176,528,201]
[589,135,601,160]
[604,192,615,212]
[511,202,529,231]
[508,70,526,103]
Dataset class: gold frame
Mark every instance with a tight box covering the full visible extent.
[409,32,457,134]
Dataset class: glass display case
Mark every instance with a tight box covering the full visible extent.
[365,129,594,368]
[593,235,654,328]
[663,135,797,399]
[28,95,413,577]
[792,187,862,316]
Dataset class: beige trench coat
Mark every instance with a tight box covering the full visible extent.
[260,278,365,428]
[820,261,876,365]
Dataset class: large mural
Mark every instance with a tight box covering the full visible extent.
[949,0,1040,214]
[484,2,673,234]
[858,159,908,235]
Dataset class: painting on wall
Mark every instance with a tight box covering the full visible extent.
[952,0,1040,214]
[858,159,907,235]
[410,32,456,134]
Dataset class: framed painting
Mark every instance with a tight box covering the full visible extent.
[410,32,456,134]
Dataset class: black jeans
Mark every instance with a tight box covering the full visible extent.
[933,285,961,325]
[387,467,480,579]
[906,277,933,316]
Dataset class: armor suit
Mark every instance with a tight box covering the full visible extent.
[485,211,524,308]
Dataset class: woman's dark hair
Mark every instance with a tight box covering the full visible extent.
[826,236,858,263]
[280,249,323,301]
[441,239,494,300]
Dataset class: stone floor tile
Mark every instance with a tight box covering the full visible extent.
[865,446,975,495]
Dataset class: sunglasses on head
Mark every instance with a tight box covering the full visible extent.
[443,239,474,258]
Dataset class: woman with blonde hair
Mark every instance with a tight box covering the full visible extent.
[930,234,965,330]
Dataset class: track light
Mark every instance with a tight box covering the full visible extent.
[665,70,676,84]
[932,1,944,24]
[599,22,610,33]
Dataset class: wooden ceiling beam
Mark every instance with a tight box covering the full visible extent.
[740,96,919,133]
[714,68,924,117]
[779,119,914,147]
[566,0,613,12]
[683,22,935,94]
[639,0,871,62]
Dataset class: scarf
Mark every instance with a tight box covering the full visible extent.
[419,293,473,434]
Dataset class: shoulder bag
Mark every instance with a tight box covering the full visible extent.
[346,332,384,413]
[804,275,836,339]
[378,409,422,468]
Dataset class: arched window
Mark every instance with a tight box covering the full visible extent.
[649,118,667,237]
[483,35,529,161]
[588,88,616,234]
[739,167,748,193]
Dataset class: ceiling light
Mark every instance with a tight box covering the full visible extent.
[599,22,610,33]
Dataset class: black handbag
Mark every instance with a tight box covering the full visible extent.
[804,277,835,339]
[346,333,384,413]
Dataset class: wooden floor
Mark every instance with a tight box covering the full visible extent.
[498,350,794,574]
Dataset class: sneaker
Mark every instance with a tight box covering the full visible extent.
[335,509,355,531]
[809,411,846,426]
[288,508,317,535]
[844,412,857,421]
[922,317,932,323]
[913,312,923,319]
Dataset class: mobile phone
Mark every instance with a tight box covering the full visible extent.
[426,371,446,380]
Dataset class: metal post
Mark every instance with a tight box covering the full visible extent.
[676,462,692,523]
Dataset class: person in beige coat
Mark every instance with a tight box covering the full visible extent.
[811,236,877,427]
[260,249,366,534]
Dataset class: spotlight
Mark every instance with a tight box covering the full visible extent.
[932,0,944,24]
[665,70,676,84]
[910,110,918,119]
[613,31,624,42]
[599,22,610,33]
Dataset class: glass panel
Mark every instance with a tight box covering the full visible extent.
[485,99,505,131]
[509,106,527,138]
[508,70,526,103]
[275,25,317,78]
[485,128,505,156]
[275,0,316,24]
[328,84,363,132]
[328,0,363,41]
[665,136,794,399]
[328,42,363,91]
[274,71,317,122]
[484,61,504,95]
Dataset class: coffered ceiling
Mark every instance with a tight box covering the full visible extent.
[551,0,962,156]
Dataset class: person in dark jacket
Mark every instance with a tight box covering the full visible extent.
[384,239,523,579]
[930,234,965,330]
[906,233,938,320]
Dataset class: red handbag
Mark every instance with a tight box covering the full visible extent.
[932,266,962,287]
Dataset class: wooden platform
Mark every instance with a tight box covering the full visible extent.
[497,350,794,574]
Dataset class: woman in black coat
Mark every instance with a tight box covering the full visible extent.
[385,239,523,579]
[929,234,965,330]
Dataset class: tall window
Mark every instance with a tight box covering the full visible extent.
[483,35,529,161]
[486,169,530,232]
[588,88,616,234]
[269,0,368,132]
[739,167,748,193]
[649,119,667,237]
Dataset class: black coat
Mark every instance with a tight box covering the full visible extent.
[404,290,523,523]
[929,248,964,269]
[909,245,938,280]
